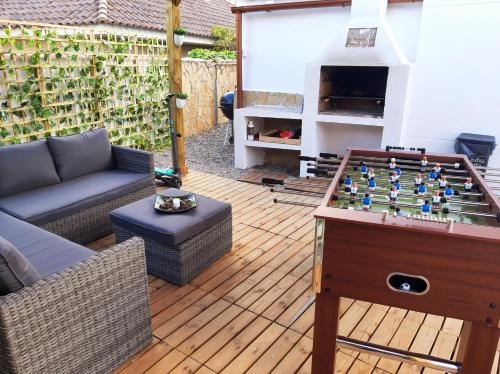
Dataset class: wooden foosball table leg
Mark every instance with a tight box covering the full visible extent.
[311,294,340,374]
[456,321,500,374]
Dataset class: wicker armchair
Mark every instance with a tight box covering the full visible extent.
[39,146,156,244]
[0,237,152,374]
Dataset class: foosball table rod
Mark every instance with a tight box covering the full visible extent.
[285,296,460,372]
[336,336,460,373]
[306,158,495,182]
[330,195,500,221]
[271,188,324,198]
[303,155,500,179]
[273,195,499,222]
[317,152,500,176]
[306,168,484,197]
[307,164,478,188]
[304,174,488,198]
[333,188,489,208]
[273,183,487,208]
[273,198,319,208]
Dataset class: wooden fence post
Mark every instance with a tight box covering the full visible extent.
[166,0,188,175]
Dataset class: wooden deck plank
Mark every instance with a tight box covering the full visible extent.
[176,304,244,356]
[151,287,205,330]
[169,357,203,374]
[247,328,302,373]
[163,299,232,348]
[104,170,500,374]
[144,348,187,374]
[220,323,286,374]
[114,338,164,374]
[205,316,272,372]
[154,292,219,338]
[190,310,259,364]
[376,311,426,373]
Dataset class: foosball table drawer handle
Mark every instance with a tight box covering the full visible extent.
[387,273,430,295]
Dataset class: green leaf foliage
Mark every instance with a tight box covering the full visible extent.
[187,48,236,61]
[174,27,187,36]
[212,25,236,51]
[0,23,171,150]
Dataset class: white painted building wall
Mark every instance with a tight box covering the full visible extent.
[236,0,500,168]
[403,0,500,168]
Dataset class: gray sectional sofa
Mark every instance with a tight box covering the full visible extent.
[0,129,155,373]
[0,129,156,244]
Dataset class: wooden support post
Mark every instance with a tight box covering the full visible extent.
[235,11,243,109]
[166,0,188,175]
[456,321,500,374]
[311,293,340,373]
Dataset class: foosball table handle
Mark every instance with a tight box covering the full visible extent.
[319,152,338,159]
[262,177,284,185]
[307,168,328,176]
[299,155,317,162]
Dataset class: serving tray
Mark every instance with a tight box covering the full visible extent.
[154,193,197,213]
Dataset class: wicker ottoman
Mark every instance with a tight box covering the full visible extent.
[109,189,232,285]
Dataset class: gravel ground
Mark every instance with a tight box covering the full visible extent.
[155,123,298,180]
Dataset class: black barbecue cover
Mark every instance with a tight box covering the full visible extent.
[219,91,235,121]
[455,133,496,166]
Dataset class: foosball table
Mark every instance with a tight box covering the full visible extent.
[299,148,500,373]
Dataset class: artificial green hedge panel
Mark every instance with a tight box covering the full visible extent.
[0,21,170,150]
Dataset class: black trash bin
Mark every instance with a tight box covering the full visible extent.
[455,133,496,167]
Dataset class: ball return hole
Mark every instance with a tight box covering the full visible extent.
[387,273,429,295]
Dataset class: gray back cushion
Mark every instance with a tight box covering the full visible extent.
[47,128,114,181]
[0,236,42,296]
[0,139,61,198]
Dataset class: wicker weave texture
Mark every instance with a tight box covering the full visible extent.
[114,214,232,285]
[0,237,152,374]
[40,186,155,245]
[112,145,155,175]
[39,145,155,244]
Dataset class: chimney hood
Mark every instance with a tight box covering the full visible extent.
[317,0,409,66]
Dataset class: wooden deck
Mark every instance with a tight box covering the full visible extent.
[89,171,499,374]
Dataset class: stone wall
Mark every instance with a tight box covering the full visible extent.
[182,59,236,137]
[243,90,304,110]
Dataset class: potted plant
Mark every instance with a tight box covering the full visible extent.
[173,27,187,47]
[176,92,188,109]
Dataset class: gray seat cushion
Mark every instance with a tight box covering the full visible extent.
[0,169,152,225]
[110,189,232,246]
[0,139,60,198]
[0,236,42,296]
[47,128,114,181]
[0,212,93,279]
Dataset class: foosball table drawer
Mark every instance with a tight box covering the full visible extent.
[319,216,500,326]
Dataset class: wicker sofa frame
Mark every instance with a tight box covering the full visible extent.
[114,214,233,285]
[0,237,152,374]
[39,145,156,244]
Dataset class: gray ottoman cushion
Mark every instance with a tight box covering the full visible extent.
[110,189,232,246]
[0,139,60,198]
[47,128,113,181]
[0,236,42,296]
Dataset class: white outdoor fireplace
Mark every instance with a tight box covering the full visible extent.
[300,0,412,175]
[234,0,417,176]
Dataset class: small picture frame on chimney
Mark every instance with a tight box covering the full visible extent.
[346,28,377,48]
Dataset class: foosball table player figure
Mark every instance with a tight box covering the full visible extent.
[311,148,500,374]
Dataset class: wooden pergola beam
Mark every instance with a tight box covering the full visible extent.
[166,0,188,175]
